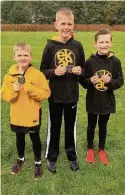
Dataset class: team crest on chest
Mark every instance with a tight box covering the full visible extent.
[55,49,75,67]
[94,70,112,91]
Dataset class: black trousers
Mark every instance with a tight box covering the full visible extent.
[87,113,110,150]
[46,102,77,162]
[16,131,42,162]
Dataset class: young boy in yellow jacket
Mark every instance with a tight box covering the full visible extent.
[1,42,50,179]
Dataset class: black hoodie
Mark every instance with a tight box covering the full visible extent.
[40,37,85,103]
[79,52,124,114]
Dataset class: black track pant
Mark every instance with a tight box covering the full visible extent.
[16,131,42,162]
[87,113,110,150]
[46,102,77,162]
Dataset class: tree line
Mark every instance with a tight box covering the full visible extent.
[1,1,125,25]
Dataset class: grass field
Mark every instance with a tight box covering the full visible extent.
[1,31,125,195]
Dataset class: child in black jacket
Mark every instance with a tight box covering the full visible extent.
[40,8,85,173]
[80,29,124,165]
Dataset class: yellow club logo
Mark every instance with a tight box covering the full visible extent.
[94,70,112,91]
[55,49,75,67]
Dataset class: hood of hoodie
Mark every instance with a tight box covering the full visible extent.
[47,35,73,45]
[90,51,115,63]
[7,64,19,76]
[7,64,32,76]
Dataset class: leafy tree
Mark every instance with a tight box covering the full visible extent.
[31,1,60,24]
[1,1,15,23]
[1,1,32,24]
[104,2,122,25]
[9,2,32,24]
[115,2,125,24]
[1,1,125,24]
[84,2,107,24]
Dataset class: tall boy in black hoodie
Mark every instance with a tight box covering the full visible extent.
[40,8,85,173]
[80,29,124,165]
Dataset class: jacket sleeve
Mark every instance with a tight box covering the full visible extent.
[79,60,93,89]
[79,42,85,69]
[24,72,50,101]
[106,60,124,90]
[40,42,55,79]
[78,43,85,78]
[1,75,20,103]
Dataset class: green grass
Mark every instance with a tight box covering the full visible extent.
[1,31,125,195]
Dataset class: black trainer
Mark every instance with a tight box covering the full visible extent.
[70,160,79,171]
[11,159,24,175]
[47,160,56,173]
[34,164,42,179]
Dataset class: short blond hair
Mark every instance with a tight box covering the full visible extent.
[56,7,74,21]
[13,42,32,55]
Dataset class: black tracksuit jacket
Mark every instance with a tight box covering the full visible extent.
[40,37,85,103]
[79,52,124,114]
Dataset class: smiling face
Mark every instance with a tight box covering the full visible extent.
[94,34,112,55]
[14,48,32,68]
[54,13,74,42]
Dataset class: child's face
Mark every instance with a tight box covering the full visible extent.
[14,49,32,68]
[54,14,74,41]
[94,34,112,55]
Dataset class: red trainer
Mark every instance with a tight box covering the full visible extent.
[98,150,109,165]
[85,149,95,164]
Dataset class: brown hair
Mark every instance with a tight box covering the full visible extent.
[95,29,112,42]
[56,7,74,21]
[13,42,32,55]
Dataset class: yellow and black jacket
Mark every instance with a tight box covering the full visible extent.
[1,64,50,127]
[40,36,85,103]
[79,52,124,114]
